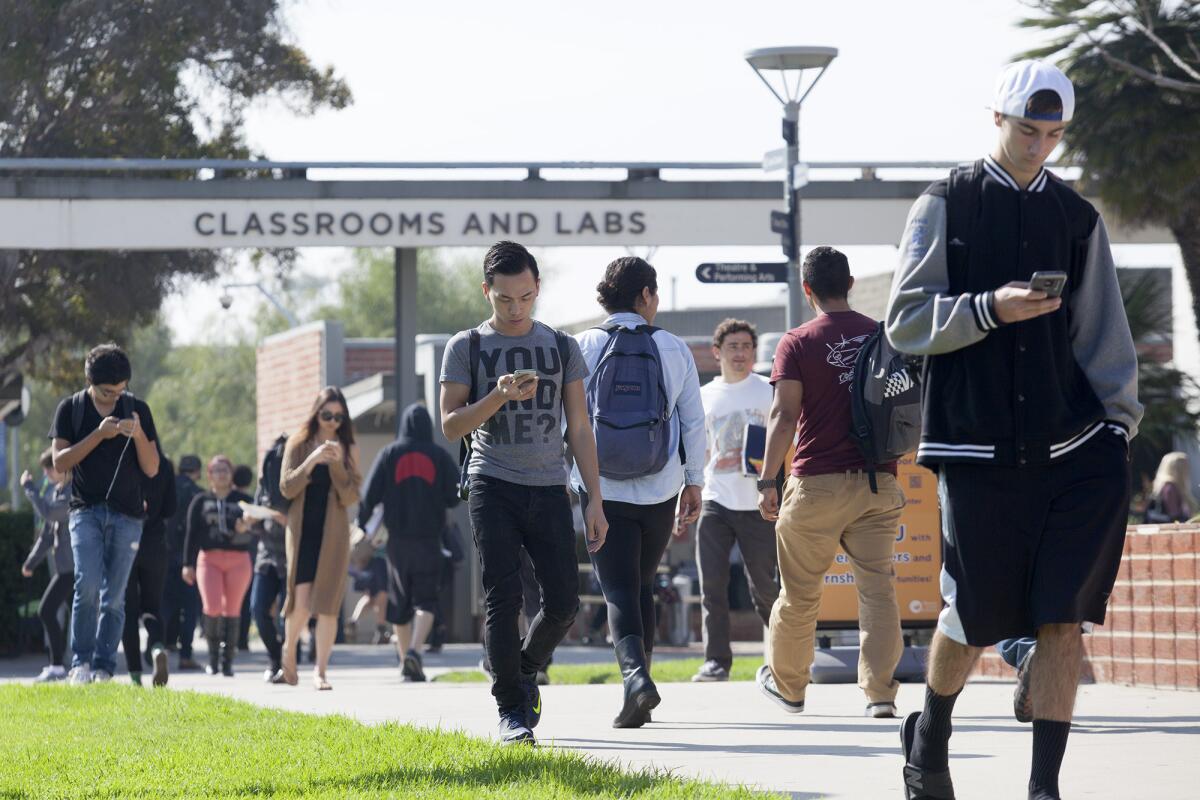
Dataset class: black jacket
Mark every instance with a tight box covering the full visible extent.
[167,474,205,561]
[886,157,1142,468]
[358,404,460,540]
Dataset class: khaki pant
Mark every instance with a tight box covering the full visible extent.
[766,471,905,704]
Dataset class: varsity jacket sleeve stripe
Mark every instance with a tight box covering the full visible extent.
[885,193,993,355]
[1068,216,1144,439]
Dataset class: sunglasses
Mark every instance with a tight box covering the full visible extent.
[319,411,346,424]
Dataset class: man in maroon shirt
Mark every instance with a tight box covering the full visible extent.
[755,246,906,719]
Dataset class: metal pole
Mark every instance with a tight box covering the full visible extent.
[393,248,419,408]
[783,101,803,330]
[8,425,20,512]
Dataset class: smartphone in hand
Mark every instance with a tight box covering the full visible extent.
[1029,271,1067,298]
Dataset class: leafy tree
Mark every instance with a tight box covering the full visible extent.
[0,1,351,383]
[1119,271,1200,492]
[1020,0,1200,344]
[314,249,494,338]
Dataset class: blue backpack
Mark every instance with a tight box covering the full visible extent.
[586,324,671,480]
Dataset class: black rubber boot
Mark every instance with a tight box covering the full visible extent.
[203,617,221,676]
[612,635,660,729]
[221,617,239,677]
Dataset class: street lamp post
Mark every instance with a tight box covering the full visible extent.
[745,46,838,330]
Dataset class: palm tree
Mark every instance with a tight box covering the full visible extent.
[1119,271,1200,493]
[1020,1,1200,346]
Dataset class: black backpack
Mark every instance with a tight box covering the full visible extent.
[260,434,291,512]
[849,322,923,492]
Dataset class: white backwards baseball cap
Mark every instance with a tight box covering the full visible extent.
[992,60,1074,122]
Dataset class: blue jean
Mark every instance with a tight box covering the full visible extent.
[250,567,287,666]
[69,505,144,673]
[996,636,1036,669]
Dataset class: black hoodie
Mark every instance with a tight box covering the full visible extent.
[358,403,460,540]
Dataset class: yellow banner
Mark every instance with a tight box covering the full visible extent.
[816,455,943,627]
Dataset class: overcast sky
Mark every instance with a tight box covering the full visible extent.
[164,0,1193,369]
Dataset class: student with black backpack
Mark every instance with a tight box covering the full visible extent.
[440,241,608,746]
[49,343,161,685]
[755,247,906,721]
[572,256,706,729]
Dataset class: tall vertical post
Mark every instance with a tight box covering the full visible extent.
[783,101,804,330]
[394,248,419,408]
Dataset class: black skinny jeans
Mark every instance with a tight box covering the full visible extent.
[468,475,579,711]
[250,566,286,666]
[39,572,73,667]
[123,532,167,672]
[581,492,677,657]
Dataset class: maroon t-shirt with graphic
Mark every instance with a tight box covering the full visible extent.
[770,310,897,478]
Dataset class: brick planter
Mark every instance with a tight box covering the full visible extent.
[973,523,1199,690]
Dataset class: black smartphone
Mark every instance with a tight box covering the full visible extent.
[1029,271,1067,298]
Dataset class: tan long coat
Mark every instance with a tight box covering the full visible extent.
[280,435,362,617]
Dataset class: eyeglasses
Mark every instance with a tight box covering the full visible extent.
[319,411,346,424]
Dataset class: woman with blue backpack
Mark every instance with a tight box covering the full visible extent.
[572,256,707,728]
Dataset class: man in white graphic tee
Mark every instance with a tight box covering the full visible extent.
[691,319,779,682]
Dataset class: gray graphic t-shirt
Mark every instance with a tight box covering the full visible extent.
[441,320,588,486]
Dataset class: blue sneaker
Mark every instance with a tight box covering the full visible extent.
[520,674,542,729]
[498,708,535,745]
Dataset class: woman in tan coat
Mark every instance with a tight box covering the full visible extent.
[274,386,362,690]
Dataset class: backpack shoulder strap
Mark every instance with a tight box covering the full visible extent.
[467,329,481,404]
[71,390,87,437]
[554,330,572,385]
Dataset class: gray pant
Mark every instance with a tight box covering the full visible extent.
[696,500,779,669]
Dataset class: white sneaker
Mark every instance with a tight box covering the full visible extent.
[34,665,67,683]
[67,665,92,685]
[92,669,114,683]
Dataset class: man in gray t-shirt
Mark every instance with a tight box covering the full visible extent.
[441,320,587,486]
[438,240,607,746]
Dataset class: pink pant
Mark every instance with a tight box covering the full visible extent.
[196,549,253,617]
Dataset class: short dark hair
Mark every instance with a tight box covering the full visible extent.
[801,246,852,301]
[39,447,55,472]
[483,241,539,286]
[1025,89,1064,121]
[713,318,758,349]
[84,343,131,387]
[232,464,253,490]
[596,257,657,314]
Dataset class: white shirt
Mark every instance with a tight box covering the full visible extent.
[699,373,774,511]
[570,312,707,505]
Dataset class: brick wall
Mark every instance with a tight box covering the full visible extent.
[256,324,329,460]
[972,523,1199,690]
[344,340,395,385]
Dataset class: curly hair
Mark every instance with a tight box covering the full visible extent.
[712,318,758,349]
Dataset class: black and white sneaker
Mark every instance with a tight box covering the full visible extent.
[1013,644,1036,724]
[691,659,730,682]
[498,708,536,745]
[866,701,898,718]
[402,651,426,683]
[150,646,169,687]
[520,674,542,729]
[756,664,804,713]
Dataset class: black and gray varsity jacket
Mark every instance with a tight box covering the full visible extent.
[885,156,1143,469]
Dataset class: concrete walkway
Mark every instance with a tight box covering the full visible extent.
[5,643,1199,798]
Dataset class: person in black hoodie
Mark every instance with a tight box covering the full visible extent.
[162,454,204,670]
[121,446,177,686]
[358,403,460,683]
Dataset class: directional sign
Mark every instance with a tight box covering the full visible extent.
[792,162,810,189]
[696,262,789,284]
[770,210,792,234]
[762,148,789,173]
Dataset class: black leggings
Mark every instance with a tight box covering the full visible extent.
[122,534,167,673]
[582,493,677,656]
[39,572,73,667]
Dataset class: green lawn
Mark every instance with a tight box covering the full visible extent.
[433,656,762,685]
[0,685,779,799]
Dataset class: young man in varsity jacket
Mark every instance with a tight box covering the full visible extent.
[886,61,1143,800]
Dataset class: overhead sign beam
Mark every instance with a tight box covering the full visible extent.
[0,175,1174,248]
